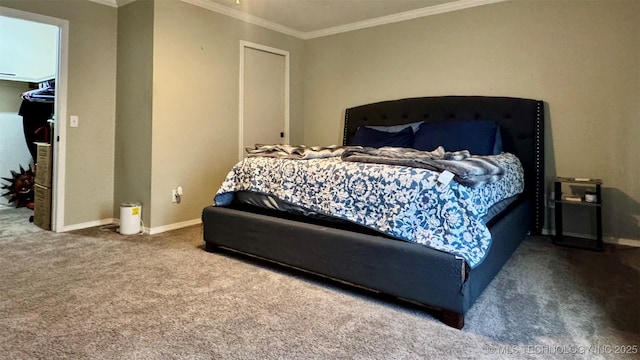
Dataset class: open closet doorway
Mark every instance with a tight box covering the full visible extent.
[0,7,69,232]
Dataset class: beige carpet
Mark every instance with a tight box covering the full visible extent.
[1,205,638,359]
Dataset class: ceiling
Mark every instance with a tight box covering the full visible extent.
[205,0,458,33]
[97,0,503,39]
[0,16,58,82]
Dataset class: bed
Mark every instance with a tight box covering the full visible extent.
[202,95,544,329]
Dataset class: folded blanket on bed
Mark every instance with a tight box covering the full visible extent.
[341,146,504,188]
[246,144,349,159]
[247,144,504,188]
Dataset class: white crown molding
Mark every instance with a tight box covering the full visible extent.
[88,0,136,7]
[181,0,508,40]
[181,0,306,39]
[88,0,507,39]
[87,0,117,7]
[304,0,508,39]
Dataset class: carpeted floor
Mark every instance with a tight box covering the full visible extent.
[1,205,638,359]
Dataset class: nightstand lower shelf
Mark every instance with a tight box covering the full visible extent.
[552,235,604,252]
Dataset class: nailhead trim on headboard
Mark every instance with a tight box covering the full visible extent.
[343,110,350,146]
[534,101,544,234]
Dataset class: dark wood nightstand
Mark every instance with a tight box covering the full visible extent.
[553,177,603,251]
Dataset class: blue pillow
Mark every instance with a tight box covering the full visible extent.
[413,120,501,155]
[365,121,424,133]
[350,125,414,148]
[493,127,502,154]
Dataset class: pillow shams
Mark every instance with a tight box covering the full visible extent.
[349,125,414,148]
[365,121,424,133]
[493,127,502,154]
[413,120,501,155]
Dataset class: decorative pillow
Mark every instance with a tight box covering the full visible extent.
[349,125,414,148]
[493,127,503,154]
[413,120,501,155]
[365,121,424,133]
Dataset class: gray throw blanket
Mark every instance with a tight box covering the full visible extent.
[341,146,504,188]
[246,144,349,159]
[246,144,504,188]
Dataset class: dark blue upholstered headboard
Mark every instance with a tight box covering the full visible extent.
[343,96,544,234]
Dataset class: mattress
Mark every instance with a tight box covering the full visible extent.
[213,152,524,267]
[234,190,519,225]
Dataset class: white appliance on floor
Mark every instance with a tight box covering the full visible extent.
[119,202,141,235]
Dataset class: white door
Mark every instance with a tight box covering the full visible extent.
[240,42,289,160]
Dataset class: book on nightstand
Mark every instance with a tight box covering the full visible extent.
[562,195,582,202]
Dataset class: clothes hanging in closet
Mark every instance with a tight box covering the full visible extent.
[18,80,54,160]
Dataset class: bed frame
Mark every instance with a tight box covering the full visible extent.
[202,96,544,329]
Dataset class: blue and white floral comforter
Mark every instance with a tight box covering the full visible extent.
[214,153,524,268]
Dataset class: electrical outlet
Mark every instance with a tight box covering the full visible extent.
[172,189,178,203]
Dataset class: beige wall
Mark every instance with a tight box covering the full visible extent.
[2,0,304,231]
[302,0,639,241]
[149,0,304,228]
[3,0,637,241]
[0,0,118,226]
[114,0,154,225]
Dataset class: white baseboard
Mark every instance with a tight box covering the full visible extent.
[60,218,116,232]
[59,220,637,246]
[603,237,640,247]
[58,217,201,235]
[541,228,640,247]
[148,218,202,235]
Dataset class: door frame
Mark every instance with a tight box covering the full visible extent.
[0,6,68,232]
[238,41,290,161]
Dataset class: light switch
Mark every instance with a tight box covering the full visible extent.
[70,115,79,128]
